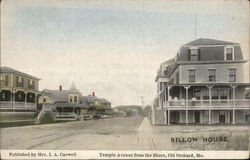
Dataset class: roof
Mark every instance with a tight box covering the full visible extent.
[54,102,86,108]
[98,98,111,104]
[42,89,80,102]
[155,58,175,81]
[178,38,244,62]
[84,95,99,103]
[0,66,41,80]
[184,38,238,46]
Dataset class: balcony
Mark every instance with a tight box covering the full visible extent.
[161,99,250,110]
[0,101,37,110]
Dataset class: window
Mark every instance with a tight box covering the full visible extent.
[43,98,46,102]
[28,79,35,89]
[69,97,73,103]
[212,89,219,99]
[203,90,209,100]
[16,76,24,87]
[208,69,216,82]
[189,48,200,61]
[188,70,195,82]
[74,96,77,103]
[0,75,9,86]
[220,89,228,100]
[224,47,234,60]
[229,69,236,82]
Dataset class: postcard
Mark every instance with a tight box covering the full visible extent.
[0,0,249,159]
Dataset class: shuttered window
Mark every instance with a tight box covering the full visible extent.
[229,69,236,82]
[208,69,216,82]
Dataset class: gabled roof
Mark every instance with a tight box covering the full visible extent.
[42,89,80,102]
[0,66,41,80]
[84,95,99,103]
[184,38,238,46]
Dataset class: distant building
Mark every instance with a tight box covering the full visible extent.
[38,84,85,120]
[38,86,113,121]
[84,93,113,116]
[0,66,41,122]
[153,38,250,125]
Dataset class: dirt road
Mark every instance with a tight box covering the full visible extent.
[1,117,249,150]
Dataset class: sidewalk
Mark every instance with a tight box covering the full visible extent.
[136,117,158,150]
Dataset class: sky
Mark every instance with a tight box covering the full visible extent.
[1,0,249,107]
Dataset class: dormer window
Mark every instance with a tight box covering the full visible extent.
[69,97,73,103]
[188,47,200,61]
[69,94,78,103]
[74,96,78,103]
[224,46,234,60]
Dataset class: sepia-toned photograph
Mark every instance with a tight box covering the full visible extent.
[0,0,249,159]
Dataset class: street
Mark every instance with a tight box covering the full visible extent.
[1,117,249,150]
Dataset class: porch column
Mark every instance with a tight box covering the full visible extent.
[167,85,172,125]
[159,93,162,109]
[35,93,37,104]
[164,88,167,105]
[231,85,237,124]
[12,89,16,111]
[207,85,214,124]
[184,85,190,125]
[24,92,27,108]
[164,110,167,125]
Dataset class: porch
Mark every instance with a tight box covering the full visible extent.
[0,89,38,111]
[163,110,249,124]
[157,83,250,125]
[0,101,37,110]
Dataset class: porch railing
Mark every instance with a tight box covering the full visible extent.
[0,101,37,110]
[55,112,76,118]
[162,99,250,109]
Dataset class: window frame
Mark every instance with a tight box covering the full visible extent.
[74,96,78,103]
[228,68,236,82]
[0,74,9,86]
[208,69,216,82]
[188,47,200,61]
[224,46,234,61]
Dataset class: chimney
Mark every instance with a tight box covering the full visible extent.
[92,92,95,97]
[59,85,62,91]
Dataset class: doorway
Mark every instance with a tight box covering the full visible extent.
[170,111,180,124]
[194,111,200,123]
[219,111,226,123]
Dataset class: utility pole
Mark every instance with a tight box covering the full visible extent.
[195,15,197,40]
[140,96,144,108]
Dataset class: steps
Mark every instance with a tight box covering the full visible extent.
[35,104,56,124]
